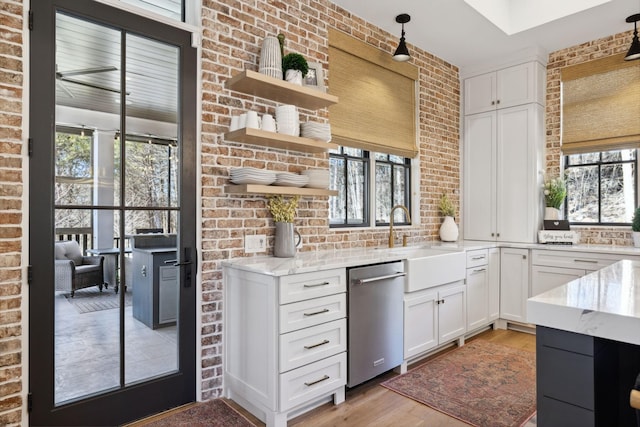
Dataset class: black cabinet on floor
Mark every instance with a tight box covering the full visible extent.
[132,247,178,329]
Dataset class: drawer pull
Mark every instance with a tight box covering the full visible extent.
[574,259,598,264]
[304,375,330,387]
[471,256,486,260]
[303,281,330,288]
[303,308,330,317]
[304,339,330,349]
[471,268,487,274]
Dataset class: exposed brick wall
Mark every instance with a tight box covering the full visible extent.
[0,0,23,425]
[199,0,460,399]
[546,29,635,245]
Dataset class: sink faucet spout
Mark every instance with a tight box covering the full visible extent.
[389,205,411,248]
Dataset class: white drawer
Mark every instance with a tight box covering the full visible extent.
[279,268,346,304]
[531,249,640,271]
[279,318,346,372]
[280,293,346,334]
[279,352,346,412]
[466,249,488,268]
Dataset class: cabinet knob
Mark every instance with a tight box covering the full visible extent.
[496,99,500,104]
[491,100,495,105]
[522,255,527,260]
[491,233,495,237]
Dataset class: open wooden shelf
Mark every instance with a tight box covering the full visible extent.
[224,127,337,153]
[225,70,338,110]
[224,184,337,197]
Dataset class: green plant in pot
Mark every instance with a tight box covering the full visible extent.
[282,53,308,85]
[632,207,640,247]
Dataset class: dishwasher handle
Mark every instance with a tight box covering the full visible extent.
[353,271,406,285]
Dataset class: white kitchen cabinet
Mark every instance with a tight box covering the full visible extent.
[500,248,529,323]
[463,103,544,243]
[530,249,640,296]
[224,267,347,427]
[403,281,466,360]
[466,249,489,331]
[464,61,545,115]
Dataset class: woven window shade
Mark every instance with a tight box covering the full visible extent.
[561,54,640,155]
[328,29,419,158]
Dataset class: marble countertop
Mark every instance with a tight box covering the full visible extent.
[223,240,640,276]
[527,259,640,345]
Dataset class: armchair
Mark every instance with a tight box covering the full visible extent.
[54,240,106,297]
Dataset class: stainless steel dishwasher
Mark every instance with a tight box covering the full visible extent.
[347,261,405,387]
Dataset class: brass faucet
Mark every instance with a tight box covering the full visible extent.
[389,205,411,248]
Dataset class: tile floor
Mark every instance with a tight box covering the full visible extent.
[54,290,177,404]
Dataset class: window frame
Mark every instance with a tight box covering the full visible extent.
[329,148,412,228]
[563,149,638,226]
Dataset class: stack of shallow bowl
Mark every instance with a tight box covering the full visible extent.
[302,169,330,189]
[301,122,331,142]
[275,105,299,136]
[230,167,276,185]
[274,172,309,187]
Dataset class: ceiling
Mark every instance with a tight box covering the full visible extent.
[331,0,640,70]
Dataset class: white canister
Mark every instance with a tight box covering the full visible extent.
[238,113,247,129]
[230,115,240,131]
[246,111,261,129]
[261,114,276,132]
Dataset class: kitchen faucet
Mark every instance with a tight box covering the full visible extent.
[389,205,411,248]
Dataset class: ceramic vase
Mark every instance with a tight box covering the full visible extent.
[258,36,282,79]
[439,216,459,242]
[274,222,301,258]
[285,69,303,85]
[544,207,561,220]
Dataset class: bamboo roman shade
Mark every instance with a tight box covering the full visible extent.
[328,29,419,158]
[560,53,640,155]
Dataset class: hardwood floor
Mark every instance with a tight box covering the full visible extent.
[226,328,536,427]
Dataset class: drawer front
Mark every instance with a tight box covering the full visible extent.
[279,268,346,304]
[531,250,640,271]
[466,249,489,268]
[279,352,346,412]
[538,345,594,410]
[280,319,346,373]
[280,293,346,334]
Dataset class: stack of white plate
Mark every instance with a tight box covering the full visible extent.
[230,167,276,185]
[301,122,331,142]
[275,105,299,136]
[274,172,309,187]
[302,169,330,189]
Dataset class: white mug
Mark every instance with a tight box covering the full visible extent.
[238,113,247,129]
[261,114,276,132]
[230,115,240,131]
[246,111,261,129]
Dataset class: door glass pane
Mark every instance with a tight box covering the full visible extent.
[124,33,180,384]
[376,163,391,222]
[54,12,182,403]
[120,0,184,21]
[54,13,122,405]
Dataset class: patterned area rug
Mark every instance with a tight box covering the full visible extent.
[382,340,536,427]
[140,399,256,427]
[64,286,131,314]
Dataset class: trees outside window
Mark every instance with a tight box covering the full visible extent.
[329,148,411,227]
[565,149,637,225]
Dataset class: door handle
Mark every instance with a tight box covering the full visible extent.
[175,247,194,287]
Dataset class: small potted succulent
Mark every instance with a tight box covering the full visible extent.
[632,207,640,247]
[282,53,309,85]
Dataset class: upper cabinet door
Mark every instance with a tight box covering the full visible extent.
[464,72,496,115]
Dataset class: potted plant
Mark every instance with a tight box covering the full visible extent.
[632,207,640,247]
[438,193,458,242]
[267,195,301,257]
[543,175,566,220]
[282,53,309,85]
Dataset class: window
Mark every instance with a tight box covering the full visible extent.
[329,148,411,227]
[564,149,637,225]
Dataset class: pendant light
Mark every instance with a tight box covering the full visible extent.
[625,14,640,61]
[393,14,411,62]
